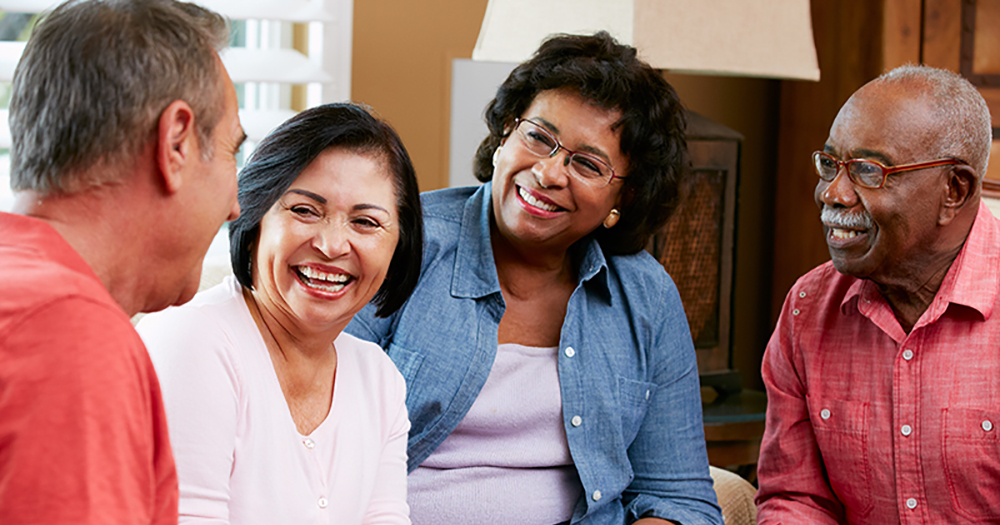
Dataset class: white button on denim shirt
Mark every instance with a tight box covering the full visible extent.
[347,185,722,525]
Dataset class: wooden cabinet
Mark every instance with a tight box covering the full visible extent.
[649,111,742,375]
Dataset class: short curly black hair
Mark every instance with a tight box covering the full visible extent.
[229,103,422,317]
[473,31,686,255]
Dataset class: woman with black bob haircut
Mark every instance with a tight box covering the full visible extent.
[347,32,722,524]
[138,103,421,524]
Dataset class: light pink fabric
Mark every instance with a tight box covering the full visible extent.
[408,343,581,524]
[137,277,410,525]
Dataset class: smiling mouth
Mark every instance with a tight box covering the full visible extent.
[830,228,860,240]
[295,266,353,293]
[517,185,563,212]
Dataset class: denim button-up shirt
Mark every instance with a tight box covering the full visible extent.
[346,184,721,525]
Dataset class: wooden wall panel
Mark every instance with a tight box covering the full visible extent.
[973,0,1000,74]
[923,0,962,71]
[989,140,1000,182]
[883,0,923,68]
[982,89,1000,128]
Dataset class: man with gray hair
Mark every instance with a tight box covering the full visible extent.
[756,65,998,523]
[0,0,243,522]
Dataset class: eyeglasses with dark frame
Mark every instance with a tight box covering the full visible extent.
[812,151,963,190]
[513,118,621,187]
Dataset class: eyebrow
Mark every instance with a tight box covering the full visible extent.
[824,144,894,166]
[287,188,326,204]
[353,203,390,214]
[534,117,613,164]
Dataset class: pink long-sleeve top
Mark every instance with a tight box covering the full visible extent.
[137,277,410,525]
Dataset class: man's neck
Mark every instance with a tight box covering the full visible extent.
[14,184,155,317]
[877,216,977,333]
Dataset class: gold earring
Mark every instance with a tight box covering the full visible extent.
[603,208,620,229]
[492,146,502,167]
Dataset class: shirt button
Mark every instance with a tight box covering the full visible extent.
[906,497,917,509]
[901,425,912,436]
[571,415,583,427]
[592,490,602,501]
[318,497,328,508]
[645,389,650,400]
[984,420,994,432]
[799,291,807,298]
[564,347,576,358]
[792,309,800,316]
[902,349,914,361]
[303,438,315,449]
[820,409,831,420]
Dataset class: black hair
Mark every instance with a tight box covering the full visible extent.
[473,31,687,255]
[229,103,422,317]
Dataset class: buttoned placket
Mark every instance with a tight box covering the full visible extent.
[894,332,924,523]
[301,436,329,513]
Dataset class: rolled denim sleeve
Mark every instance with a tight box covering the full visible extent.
[622,279,723,525]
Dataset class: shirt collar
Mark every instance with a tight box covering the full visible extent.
[450,182,612,302]
[841,201,1000,320]
[0,212,97,280]
[932,201,1000,319]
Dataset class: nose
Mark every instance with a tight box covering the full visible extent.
[816,166,859,209]
[533,153,571,189]
[312,222,351,259]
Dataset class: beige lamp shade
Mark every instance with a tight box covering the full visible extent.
[472,0,820,81]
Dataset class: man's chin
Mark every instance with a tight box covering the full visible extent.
[829,254,873,281]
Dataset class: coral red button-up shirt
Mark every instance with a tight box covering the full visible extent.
[756,203,1000,524]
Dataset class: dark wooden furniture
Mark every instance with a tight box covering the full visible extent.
[649,110,741,375]
[648,111,767,477]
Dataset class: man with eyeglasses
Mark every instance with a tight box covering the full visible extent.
[756,65,998,524]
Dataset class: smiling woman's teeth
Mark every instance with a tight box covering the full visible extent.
[298,266,350,292]
[519,186,558,212]
[831,228,859,239]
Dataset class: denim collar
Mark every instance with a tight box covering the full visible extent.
[449,182,612,304]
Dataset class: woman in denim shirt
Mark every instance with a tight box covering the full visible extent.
[347,32,722,525]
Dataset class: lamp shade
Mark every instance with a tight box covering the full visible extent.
[472,0,820,81]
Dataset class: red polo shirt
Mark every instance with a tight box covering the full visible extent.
[757,202,1000,524]
[0,212,178,524]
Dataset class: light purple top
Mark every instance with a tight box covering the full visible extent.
[408,342,582,524]
[137,277,410,525]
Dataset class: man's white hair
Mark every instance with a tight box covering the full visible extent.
[877,64,992,179]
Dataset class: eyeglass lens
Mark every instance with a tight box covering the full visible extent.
[516,120,613,184]
[814,152,884,188]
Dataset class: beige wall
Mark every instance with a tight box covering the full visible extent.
[352,2,780,389]
[352,0,488,191]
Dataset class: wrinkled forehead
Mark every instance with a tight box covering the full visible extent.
[828,80,942,164]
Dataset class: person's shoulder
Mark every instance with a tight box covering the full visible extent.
[1,293,151,396]
[0,248,112,326]
[790,260,851,298]
[336,331,404,388]
[136,277,247,360]
[419,186,479,223]
[608,249,676,294]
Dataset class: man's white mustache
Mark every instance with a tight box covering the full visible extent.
[821,206,873,230]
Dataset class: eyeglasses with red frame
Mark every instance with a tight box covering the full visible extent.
[812,151,963,189]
